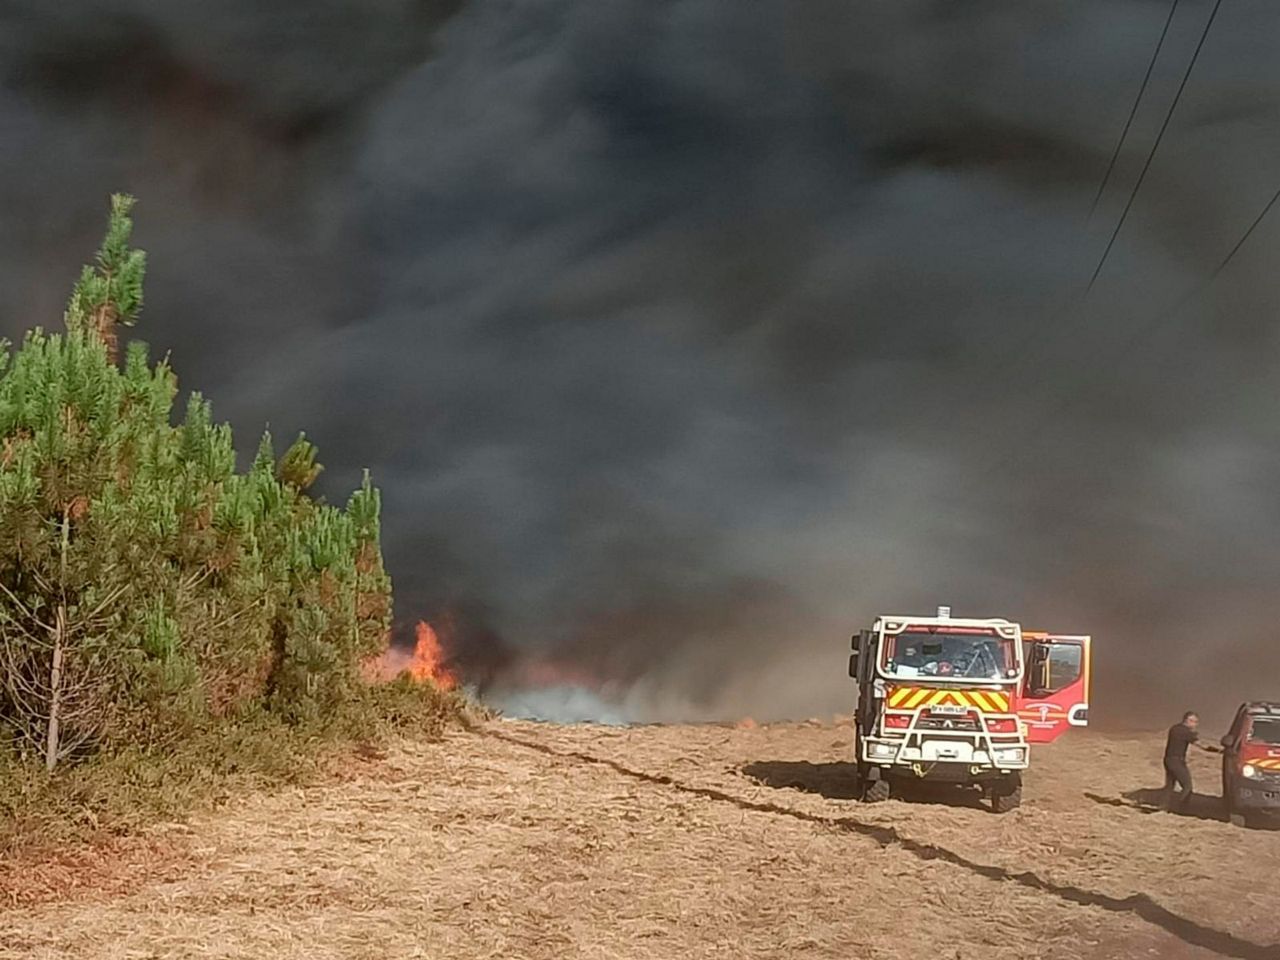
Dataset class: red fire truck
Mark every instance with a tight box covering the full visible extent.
[849,608,1091,812]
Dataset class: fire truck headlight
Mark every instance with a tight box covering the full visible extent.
[995,747,1026,764]
[869,743,898,759]
[1242,763,1260,780]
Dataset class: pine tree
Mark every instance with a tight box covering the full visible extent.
[278,433,323,492]
[64,194,146,366]
[0,197,393,769]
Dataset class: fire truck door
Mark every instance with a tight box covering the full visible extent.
[1019,635,1091,744]
[850,630,878,731]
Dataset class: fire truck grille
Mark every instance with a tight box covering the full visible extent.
[915,715,981,731]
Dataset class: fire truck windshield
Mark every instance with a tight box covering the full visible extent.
[1249,718,1280,745]
[882,631,1017,681]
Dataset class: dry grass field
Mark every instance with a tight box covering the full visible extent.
[1,718,1277,959]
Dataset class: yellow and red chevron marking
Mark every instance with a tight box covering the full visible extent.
[1253,758,1280,770]
[886,687,1011,713]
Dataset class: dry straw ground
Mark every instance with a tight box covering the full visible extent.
[1,719,1277,960]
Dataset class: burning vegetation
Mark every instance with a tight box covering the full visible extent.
[364,621,458,691]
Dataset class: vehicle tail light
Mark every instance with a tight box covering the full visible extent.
[985,717,1018,734]
[883,714,911,729]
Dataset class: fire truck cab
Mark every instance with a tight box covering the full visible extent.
[849,608,1093,813]
[1220,701,1280,829]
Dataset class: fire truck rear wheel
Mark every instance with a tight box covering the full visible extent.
[862,777,891,803]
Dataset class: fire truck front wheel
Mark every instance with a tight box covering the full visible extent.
[988,775,1022,814]
[861,777,892,803]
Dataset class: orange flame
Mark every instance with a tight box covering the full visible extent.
[364,620,458,690]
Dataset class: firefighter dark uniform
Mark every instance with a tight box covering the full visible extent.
[1163,722,1198,811]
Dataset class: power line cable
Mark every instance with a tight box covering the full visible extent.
[988,0,1239,439]
[1089,0,1184,219]
[926,0,1207,432]
[1204,184,1280,284]
[985,179,1280,482]
[846,1,1237,473]
[1093,179,1280,377]
[1086,0,1226,293]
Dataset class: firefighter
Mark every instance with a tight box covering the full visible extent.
[1162,711,1219,812]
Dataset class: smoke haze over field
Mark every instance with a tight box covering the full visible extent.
[2,0,1280,726]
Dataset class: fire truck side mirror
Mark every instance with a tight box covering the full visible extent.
[1220,735,1234,749]
[850,633,861,654]
[848,654,857,678]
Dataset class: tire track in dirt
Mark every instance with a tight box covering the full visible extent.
[484,727,1278,960]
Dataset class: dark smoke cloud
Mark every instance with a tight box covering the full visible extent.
[2,0,1279,726]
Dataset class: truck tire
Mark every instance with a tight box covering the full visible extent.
[1224,790,1241,826]
[989,775,1022,814]
[862,778,891,803]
